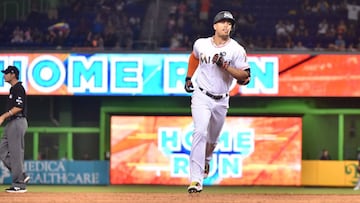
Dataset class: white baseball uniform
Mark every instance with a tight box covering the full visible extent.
[189,36,249,185]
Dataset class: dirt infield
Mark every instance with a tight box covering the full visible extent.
[0,192,359,203]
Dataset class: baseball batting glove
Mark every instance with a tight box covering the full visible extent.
[237,69,251,85]
[237,77,250,85]
[184,77,194,93]
[212,54,229,69]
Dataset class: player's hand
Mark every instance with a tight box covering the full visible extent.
[212,54,229,69]
[237,69,251,85]
[184,77,194,93]
[237,77,250,85]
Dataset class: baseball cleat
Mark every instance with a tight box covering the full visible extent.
[187,181,202,193]
[204,163,210,178]
[5,187,27,193]
[354,186,359,191]
[24,175,30,184]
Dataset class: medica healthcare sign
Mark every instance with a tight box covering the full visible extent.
[0,53,359,97]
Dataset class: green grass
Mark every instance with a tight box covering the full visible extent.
[14,185,360,195]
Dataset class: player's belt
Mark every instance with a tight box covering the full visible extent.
[7,113,26,121]
[199,87,228,100]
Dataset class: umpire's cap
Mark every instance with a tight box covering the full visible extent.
[1,65,19,77]
[213,11,235,26]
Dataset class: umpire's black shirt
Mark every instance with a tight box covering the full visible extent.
[6,82,27,119]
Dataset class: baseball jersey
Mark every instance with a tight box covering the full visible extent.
[193,37,249,94]
[6,82,27,117]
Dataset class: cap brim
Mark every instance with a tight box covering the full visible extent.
[1,70,6,73]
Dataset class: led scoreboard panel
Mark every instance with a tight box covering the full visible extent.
[0,53,358,96]
[110,116,302,186]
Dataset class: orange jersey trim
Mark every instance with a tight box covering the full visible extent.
[186,52,199,78]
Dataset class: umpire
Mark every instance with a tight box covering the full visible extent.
[0,65,29,193]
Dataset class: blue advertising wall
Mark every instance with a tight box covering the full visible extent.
[0,161,109,185]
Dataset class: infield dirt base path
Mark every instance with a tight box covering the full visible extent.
[0,193,359,203]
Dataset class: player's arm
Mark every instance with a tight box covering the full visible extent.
[186,52,199,78]
[7,107,23,116]
[184,52,199,93]
[0,89,24,124]
[223,49,251,85]
[10,89,25,115]
[212,50,250,84]
[0,106,22,125]
[225,66,250,81]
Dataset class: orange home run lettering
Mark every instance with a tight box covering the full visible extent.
[158,126,255,178]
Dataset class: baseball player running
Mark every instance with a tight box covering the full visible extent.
[354,148,360,190]
[184,11,251,193]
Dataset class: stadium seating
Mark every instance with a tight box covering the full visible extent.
[0,0,358,51]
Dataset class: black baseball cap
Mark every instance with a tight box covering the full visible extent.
[213,11,235,25]
[1,65,19,77]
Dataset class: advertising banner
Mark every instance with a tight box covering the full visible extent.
[0,53,358,96]
[0,160,109,185]
[110,116,302,186]
[302,160,359,187]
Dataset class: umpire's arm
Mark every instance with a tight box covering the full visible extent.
[0,107,22,125]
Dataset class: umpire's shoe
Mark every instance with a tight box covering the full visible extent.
[187,181,202,193]
[5,187,27,193]
[23,173,30,184]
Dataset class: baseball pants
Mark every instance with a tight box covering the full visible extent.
[189,89,229,183]
[0,117,28,188]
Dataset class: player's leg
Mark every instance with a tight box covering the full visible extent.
[354,173,360,190]
[0,126,11,170]
[204,102,228,178]
[7,119,27,190]
[354,178,360,190]
[204,142,216,178]
[188,90,211,192]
